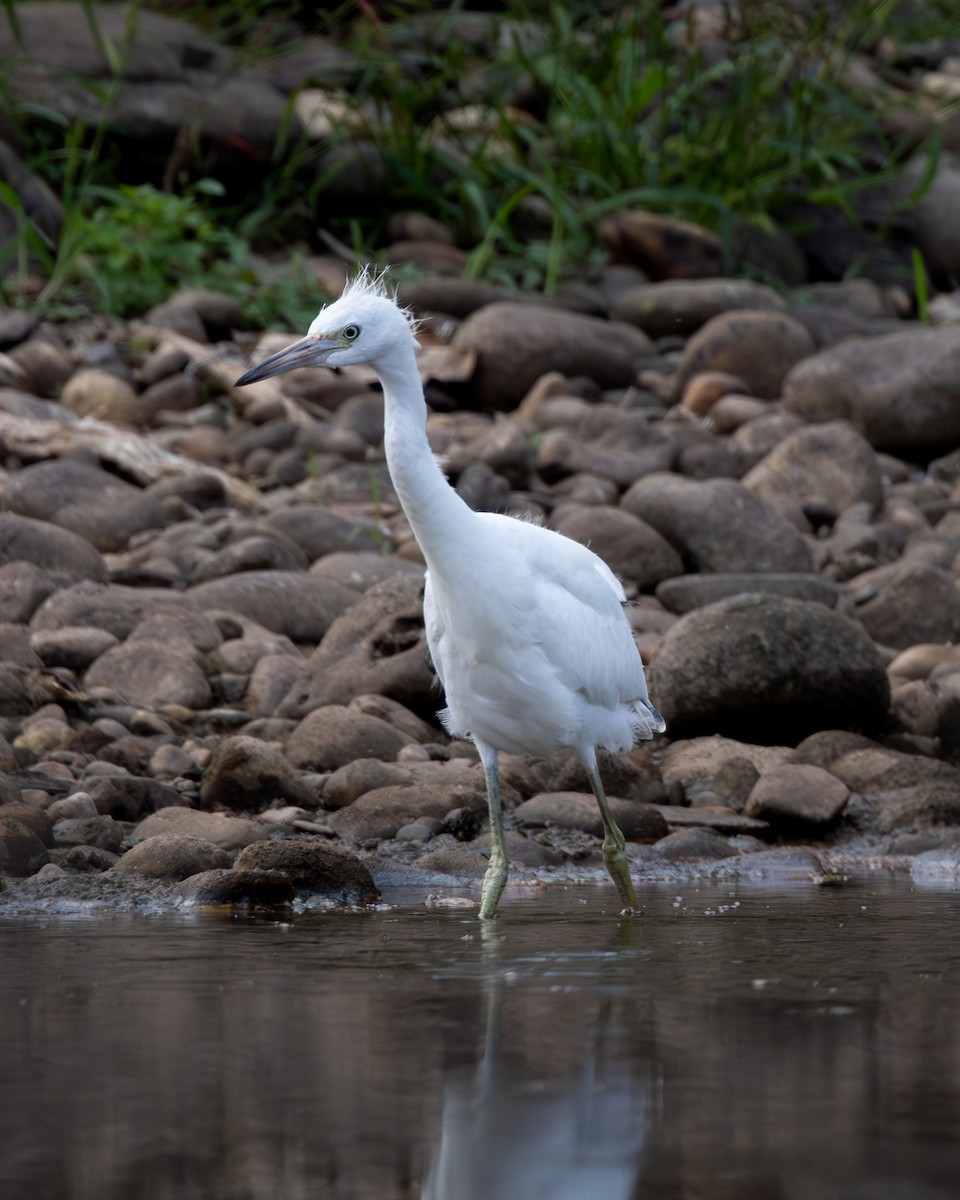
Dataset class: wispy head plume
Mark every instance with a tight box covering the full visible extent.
[339,265,420,338]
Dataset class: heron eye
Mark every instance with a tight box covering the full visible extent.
[342,324,360,341]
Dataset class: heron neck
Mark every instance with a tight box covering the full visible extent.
[378,350,475,564]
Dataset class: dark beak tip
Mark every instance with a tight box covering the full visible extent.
[234,361,282,387]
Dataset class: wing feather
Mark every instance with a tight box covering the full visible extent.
[475,513,650,709]
[420,512,661,755]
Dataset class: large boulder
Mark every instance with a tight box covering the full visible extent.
[611,278,785,337]
[781,325,960,456]
[7,459,168,552]
[850,564,960,650]
[621,475,813,573]
[187,571,357,643]
[113,833,230,880]
[648,593,890,741]
[285,705,414,771]
[234,838,379,903]
[451,302,653,410]
[669,309,816,401]
[84,638,212,708]
[742,420,883,515]
[199,735,318,811]
[0,512,107,584]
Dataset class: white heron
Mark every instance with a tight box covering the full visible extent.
[235,270,664,918]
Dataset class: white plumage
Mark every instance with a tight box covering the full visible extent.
[236,270,664,918]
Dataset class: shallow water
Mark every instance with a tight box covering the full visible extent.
[2,879,960,1200]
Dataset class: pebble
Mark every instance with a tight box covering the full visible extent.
[47,792,98,821]
[396,822,434,843]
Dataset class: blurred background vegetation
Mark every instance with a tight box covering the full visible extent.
[1,0,959,325]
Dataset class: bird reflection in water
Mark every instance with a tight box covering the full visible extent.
[421,925,657,1200]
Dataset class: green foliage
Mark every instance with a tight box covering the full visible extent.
[0,0,958,314]
[912,247,930,325]
[4,176,321,326]
[308,0,950,290]
[62,181,237,314]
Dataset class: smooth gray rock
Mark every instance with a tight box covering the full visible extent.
[782,325,960,455]
[31,626,120,671]
[656,573,839,614]
[199,735,318,812]
[612,278,785,337]
[132,808,266,850]
[234,837,379,903]
[670,309,816,401]
[264,506,386,563]
[80,775,184,821]
[30,581,194,638]
[0,817,49,876]
[84,639,212,709]
[187,571,357,643]
[179,868,295,908]
[622,475,813,574]
[648,593,890,741]
[850,563,960,649]
[742,420,884,514]
[744,764,850,828]
[7,460,168,553]
[0,512,108,584]
[512,792,668,841]
[451,302,654,410]
[113,833,230,880]
[285,706,414,771]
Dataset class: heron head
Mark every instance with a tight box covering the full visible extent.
[234,269,418,385]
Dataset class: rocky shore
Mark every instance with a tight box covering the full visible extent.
[3,4,960,914]
[2,253,960,914]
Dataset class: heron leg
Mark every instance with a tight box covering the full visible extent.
[583,751,638,913]
[476,738,508,920]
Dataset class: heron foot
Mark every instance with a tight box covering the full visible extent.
[603,836,638,912]
[479,850,508,920]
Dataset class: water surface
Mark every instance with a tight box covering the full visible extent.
[2,879,959,1199]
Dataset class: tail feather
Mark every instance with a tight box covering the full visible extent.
[631,698,666,740]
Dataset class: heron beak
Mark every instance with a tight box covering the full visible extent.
[234,334,336,385]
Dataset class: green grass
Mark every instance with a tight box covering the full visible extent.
[0,0,957,319]
[254,0,957,291]
[37,178,323,327]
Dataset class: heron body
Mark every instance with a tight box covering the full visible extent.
[425,513,654,759]
[236,271,664,918]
